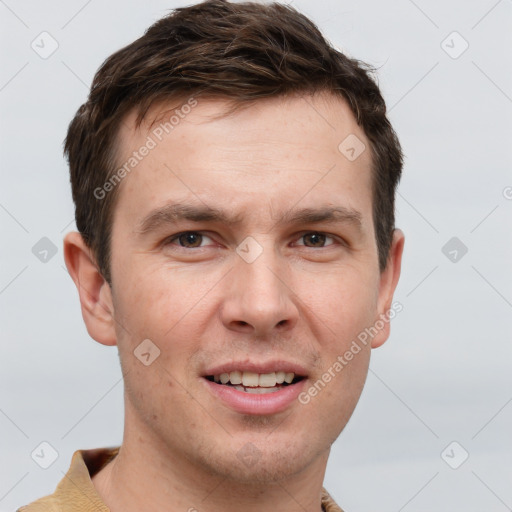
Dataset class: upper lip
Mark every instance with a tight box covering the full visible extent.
[203,360,308,377]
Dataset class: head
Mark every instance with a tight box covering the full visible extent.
[64,0,404,486]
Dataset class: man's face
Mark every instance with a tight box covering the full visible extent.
[102,92,401,482]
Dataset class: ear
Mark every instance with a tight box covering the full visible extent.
[63,231,117,346]
[371,229,405,349]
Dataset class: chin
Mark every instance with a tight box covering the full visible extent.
[197,431,329,485]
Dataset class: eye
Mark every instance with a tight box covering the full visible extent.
[295,232,336,248]
[166,231,214,248]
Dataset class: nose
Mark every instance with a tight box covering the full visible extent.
[220,243,299,337]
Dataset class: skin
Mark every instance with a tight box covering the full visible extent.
[64,91,404,512]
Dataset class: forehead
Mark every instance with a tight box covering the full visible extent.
[111,92,374,231]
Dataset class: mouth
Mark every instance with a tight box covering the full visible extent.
[202,365,308,415]
[205,371,305,394]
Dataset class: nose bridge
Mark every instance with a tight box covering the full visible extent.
[221,236,298,334]
[242,242,283,297]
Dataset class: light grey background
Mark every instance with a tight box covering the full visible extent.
[1,0,511,510]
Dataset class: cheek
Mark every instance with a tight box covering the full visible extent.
[296,267,377,414]
[113,260,206,336]
[300,266,379,340]
[111,266,216,383]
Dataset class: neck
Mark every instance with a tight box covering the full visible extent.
[92,419,329,512]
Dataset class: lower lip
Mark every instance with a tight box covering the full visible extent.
[203,378,307,415]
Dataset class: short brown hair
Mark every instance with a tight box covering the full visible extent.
[64,0,403,285]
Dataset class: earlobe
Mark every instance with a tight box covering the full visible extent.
[371,229,405,349]
[63,231,117,347]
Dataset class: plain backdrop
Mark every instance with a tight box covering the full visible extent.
[1,0,511,510]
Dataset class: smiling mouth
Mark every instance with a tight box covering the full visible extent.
[205,371,305,394]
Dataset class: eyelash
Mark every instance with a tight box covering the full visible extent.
[164,231,342,249]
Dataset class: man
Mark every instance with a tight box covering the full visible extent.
[18,0,404,510]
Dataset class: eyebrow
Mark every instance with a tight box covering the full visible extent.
[135,202,363,236]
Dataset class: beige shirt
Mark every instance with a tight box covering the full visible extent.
[17,446,344,511]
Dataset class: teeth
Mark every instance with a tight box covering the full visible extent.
[259,373,277,387]
[229,370,242,385]
[242,371,259,387]
[212,371,296,387]
[284,373,294,384]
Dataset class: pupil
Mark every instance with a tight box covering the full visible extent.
[306,233,325,247]
[180,233,201,247]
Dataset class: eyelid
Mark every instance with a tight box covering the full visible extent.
[165,231,216,248]
[164,230,346,249]
[293,231,344,247]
